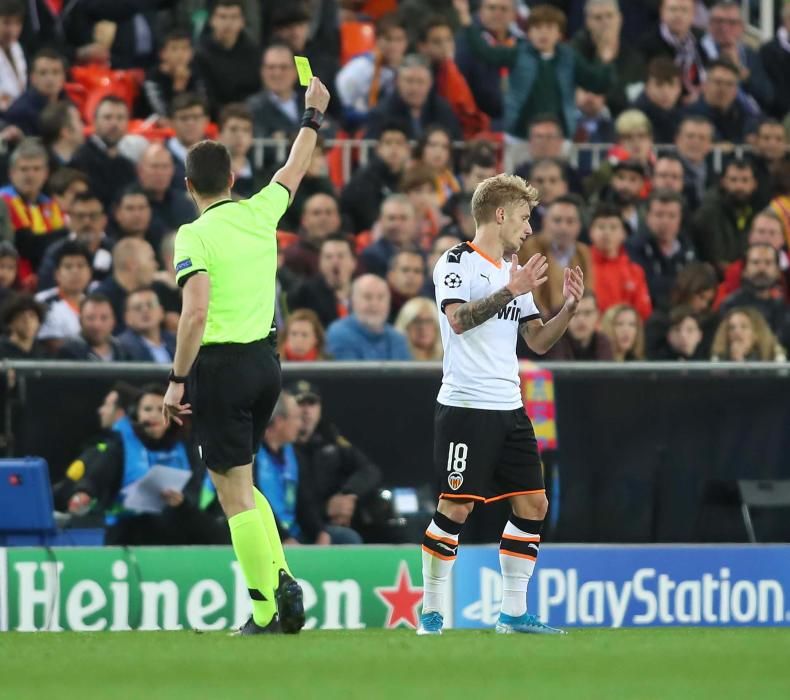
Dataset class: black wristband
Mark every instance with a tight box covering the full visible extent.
[168,370,188,384]
[301,107,324,132]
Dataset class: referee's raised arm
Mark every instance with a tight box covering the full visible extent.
[271,77,331,204]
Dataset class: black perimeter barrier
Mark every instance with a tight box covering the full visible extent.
[3,361,790,543]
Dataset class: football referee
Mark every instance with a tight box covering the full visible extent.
[162,77,331,635]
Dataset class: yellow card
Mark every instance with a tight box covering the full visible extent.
[294,56,313,86]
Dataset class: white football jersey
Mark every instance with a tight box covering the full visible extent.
[434,242,541,410]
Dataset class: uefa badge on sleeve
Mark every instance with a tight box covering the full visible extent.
[444,272,462,289]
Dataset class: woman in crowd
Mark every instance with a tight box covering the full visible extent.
[711,308,786,362]
[279,309,329,362]
[394,297,443,361]
[414,125,460,208]
[600,303,644,361]
[646,262,719,358]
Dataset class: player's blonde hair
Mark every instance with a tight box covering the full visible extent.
[470,174,539,225]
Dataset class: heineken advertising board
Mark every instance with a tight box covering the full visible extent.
[0,547,424,632]
[2,545,789,631]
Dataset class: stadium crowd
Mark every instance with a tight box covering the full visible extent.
[0,0,790,542]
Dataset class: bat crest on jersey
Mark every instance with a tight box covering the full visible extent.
[448,472,464,491]
[444,272,463,289]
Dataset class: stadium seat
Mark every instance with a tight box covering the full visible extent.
[737,480,790,542]
[277,230,299,250]
[360,0,398,20]
[340,22,376,65]
[354,230,373,254]
[70,66,144,124]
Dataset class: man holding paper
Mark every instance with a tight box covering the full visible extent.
[68,385,225,545]
[163,69,331,636]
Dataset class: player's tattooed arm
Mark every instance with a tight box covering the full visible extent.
[448,287,515,333]
[447,253,549,334]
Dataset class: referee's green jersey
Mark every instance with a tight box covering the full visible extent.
[173,182,289,345]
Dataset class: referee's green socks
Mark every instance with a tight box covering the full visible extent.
[228,509,276,626]
[254,487,292,576]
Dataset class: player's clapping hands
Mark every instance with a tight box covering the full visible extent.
[562,266,585,313]
[506,254,548,297]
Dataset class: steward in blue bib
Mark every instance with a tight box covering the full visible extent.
[69,385,229,545]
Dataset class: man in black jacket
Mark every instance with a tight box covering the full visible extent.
[36,191,114,290]
[290,381,381,541]
[748,119,789,210]
[674,115,715,212]
[58,293,130,361]
[194,0,260,116]
[136,143,196,230]
[255,391,345,544]
[638,0,705,103]
[246,42,303,139]
[165,93,210,190]
[364,54,462,141]
[690,158,759,274]
[3,48,68,136]
[117,287,176,363]
[454,0,517,123]
[627,190,696,311]
[71,95,137,211]
[340,120,410,234]
[288,236,355,328]
[683,59,757,145]
[570,0,645,117]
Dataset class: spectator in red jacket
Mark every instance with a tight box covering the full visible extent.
[588,203,653,320]
[416,15,490,139]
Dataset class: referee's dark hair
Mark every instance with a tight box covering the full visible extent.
[186,140,232,197]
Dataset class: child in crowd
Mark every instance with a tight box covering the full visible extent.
[588,204,653,320]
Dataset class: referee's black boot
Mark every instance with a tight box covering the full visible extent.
[276,569,305,634]
[233,614,281,636]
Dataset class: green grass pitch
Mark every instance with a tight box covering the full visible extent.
[2,628,789,699]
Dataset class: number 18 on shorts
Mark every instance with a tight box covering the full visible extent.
[446,441,468,491]
[433,403,545,503]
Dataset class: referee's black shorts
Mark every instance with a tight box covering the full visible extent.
[188,337,281,473]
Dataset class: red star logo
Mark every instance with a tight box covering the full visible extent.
[375,561,423,629]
